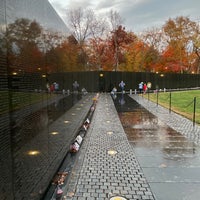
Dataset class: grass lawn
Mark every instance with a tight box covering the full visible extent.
[144,90,200,124]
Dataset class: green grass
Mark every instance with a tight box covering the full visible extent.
[144,90,200,124]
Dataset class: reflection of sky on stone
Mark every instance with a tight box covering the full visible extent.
[6,0,70,34]
[118,99,200,199]
[121,111,198,160]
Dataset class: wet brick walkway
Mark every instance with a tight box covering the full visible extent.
[130,94,200,145]
[62,93,155,200]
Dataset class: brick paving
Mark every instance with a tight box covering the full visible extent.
[61,93,155,200]
[50,92,200,200]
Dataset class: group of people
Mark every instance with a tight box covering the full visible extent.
[111,80,148,95]
[46,80,88,96]
[138,82,147,94]
[111,80,125,98]
[46,82,59,93]
[47,80,148,95]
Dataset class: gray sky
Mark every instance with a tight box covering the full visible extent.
[49,0,200,33]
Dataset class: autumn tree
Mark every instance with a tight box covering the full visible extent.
[142,28,165,52]
[106,25,135,71]
[136,28,163,72]
[87,37,107,70]
[66,7,108,70]
[188,23,200,73]
[6,18,42,73]
[44,34,80,72]
[85,10,125,71]
[36,31,67,74]
[126,39,154,72]
[65,7,200,74]
[162,16,199,73]
[85,13,108,70]
[108,10,123,71]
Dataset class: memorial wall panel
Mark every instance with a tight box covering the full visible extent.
[0,1,72,199]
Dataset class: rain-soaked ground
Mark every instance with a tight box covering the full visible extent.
[113,93,200,200]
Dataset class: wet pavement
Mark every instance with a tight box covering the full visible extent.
[53,93,200,200]
[128,94,200,200]
[61,93,155,200]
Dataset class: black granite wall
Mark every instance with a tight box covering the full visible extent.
[1,1,200,200]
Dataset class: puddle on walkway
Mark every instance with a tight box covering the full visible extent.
[113,94,200,200]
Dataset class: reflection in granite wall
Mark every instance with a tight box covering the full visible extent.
[0,0,73,199]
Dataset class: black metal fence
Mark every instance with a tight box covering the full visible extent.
[146,89,200,126]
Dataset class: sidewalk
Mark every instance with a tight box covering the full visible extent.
[60,93,155,200]
[130,94,200,145]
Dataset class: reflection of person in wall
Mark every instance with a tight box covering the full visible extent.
[111,86,117,99]
[119,80,125,93]
[73,91,78,104]
[73,81,79,93]
[50,83,55,93]
[119,93,125,105]
[54,82,59,93]
[81,87,88,95]
[99,75,105,92]
[111,86,117,95]
[46,82,50,93]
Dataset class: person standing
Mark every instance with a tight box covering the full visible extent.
[143,83,147,94]
[119,80,125,93]
[111,86,117,99]
[73,81,79,92]
[138,82,143,93]
[54,82,59,93]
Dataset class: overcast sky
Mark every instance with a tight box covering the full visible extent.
[48,0,200,33]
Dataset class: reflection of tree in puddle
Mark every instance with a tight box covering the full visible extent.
[158,127,196,160]
[162,129,196,160]
[119,111,163,146]
[119,110,159,129]
[119,94,125,105]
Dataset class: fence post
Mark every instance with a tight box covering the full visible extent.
[193,97,196,127]
[156,91,159,106]
[169,92,171,113]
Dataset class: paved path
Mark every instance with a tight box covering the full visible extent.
[127,94,200,200]
[62,93,155,200]
[130,94,200,145]
[55,93,200,200]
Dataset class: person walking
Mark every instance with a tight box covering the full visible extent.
[119,80,125,93]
